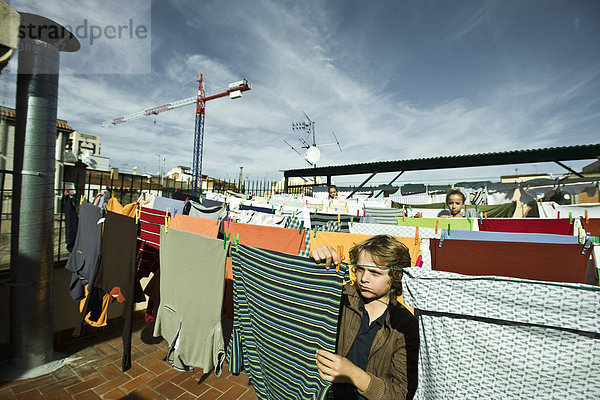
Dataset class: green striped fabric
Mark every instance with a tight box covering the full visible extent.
[227,244,346,400]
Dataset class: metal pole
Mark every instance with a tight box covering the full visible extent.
[10,13,79,369]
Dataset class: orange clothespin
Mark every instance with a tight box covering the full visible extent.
[484,212,488,219]
[402,210,405,222]
[415,226,419,245]
[585,209,589,223]
[435,220,439,235]
[336,245,343,272]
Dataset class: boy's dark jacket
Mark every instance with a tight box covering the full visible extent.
[334,285,419,400]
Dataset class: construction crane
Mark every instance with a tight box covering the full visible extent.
[102,74,251,194]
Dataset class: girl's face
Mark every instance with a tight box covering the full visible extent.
[355,251,392,302]
[447,194,464,217]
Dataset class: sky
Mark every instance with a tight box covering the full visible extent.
[2,0,600,186]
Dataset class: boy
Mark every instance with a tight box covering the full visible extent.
[312,235,419,400]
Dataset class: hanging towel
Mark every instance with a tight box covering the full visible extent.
[170,213,219,238]
[310,212,353,233]
[430,238,592,284]
[397,217,473,231]
[62,194,78,253]
[477,218,574,235]
[152,196,186,215]
[228,244,346,400]
[186,199,227,219]
[154,227,228,374]
[401,267,600,400]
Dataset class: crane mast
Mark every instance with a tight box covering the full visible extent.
[101,74,251,195]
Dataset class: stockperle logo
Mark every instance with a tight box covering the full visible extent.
[19,18,148,46]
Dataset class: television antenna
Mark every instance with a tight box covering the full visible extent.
[284,112,342,167]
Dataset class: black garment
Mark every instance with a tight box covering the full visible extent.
[65,203,102,301]
[62,194,78,253]
[341,297,389,400]
[75,211,138,371]
[239,204,275,214]
[172,190,200,203]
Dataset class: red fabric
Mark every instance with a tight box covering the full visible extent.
[430,238,590,284]
[477,218,574,235]
[581,218,600,237]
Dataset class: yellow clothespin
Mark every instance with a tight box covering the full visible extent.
[337,214,341,225]
[80,195,85,205]
[135,206,141,224]
[111,192,115,199]
[165,215,170,233]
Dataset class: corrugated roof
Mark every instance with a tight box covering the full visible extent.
[284,144,600,178]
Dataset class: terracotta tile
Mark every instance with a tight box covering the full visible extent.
[51,365,77,381]
[153,382,184,399]
[167,371,189,386]
[140,360,170,376]
[12,389,42,400]
[75,364,100,379]
[176,378,212,397]
[41,389,71,400]
[10,375,56,395]
[144,369,179,390]
[216,385,248,400]
[93,343,118,358]
[225,373,249,387]
[95,353,122,368]
[196,388,222,400]
[203,374,236,393]
[73,389,102,400]
[38,375,82,396]
[101,388,126,399]
[174,393,197,400]
[65,375,108,395]
[0,388,15,400]
[98,364,123,381]
[236,386,256,400]
[123,385,160,400]
[92,374,130,396]
[118,371,154,394]
[124,362,148,380]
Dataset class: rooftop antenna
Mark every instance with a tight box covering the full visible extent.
[285,111,342,167]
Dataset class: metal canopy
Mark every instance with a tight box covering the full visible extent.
[284,144,600,178]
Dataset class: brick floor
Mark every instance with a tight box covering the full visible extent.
[0,319,256,399]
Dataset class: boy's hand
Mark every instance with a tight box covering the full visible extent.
[311,246,342,269]
[315,349,371,391]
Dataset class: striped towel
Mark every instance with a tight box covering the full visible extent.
[227,244,346,400]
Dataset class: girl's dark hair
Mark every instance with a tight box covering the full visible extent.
[446,188,466,204]
[348,235,411,296]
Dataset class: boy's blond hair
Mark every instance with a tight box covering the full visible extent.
[348,235,411,296]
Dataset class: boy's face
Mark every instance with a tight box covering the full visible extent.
[355,251,392,302]
[447,194,464,217]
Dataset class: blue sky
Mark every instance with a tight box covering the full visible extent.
[2,0,599,186]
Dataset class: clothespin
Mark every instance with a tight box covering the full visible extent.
[402,210,405,222]
[164,215,170,233]
[484,212,487,219]
[80,195,85,205]
[337,214,341,225]
[111,192,114,199]
[356,209,359,218]
[299,220,304,233]
[65,189,69,196]
[585,210,589,223]
[448,224,450,235]
[344,202,347,209]
[224,233,231,249]
[435,220,439,235]
[415,254,423,267]
[185,197,189,203]
[578,225,583,244]
[557,211,560,219]
[350,216,354,228]
[314,226,319,238]
[336,246,343,272]
[227,216,231,228]
[569,212,573,224]
[234,233,240,247]
[415,226,419,245]
[222,202,226,210]
[363,209,366,217]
